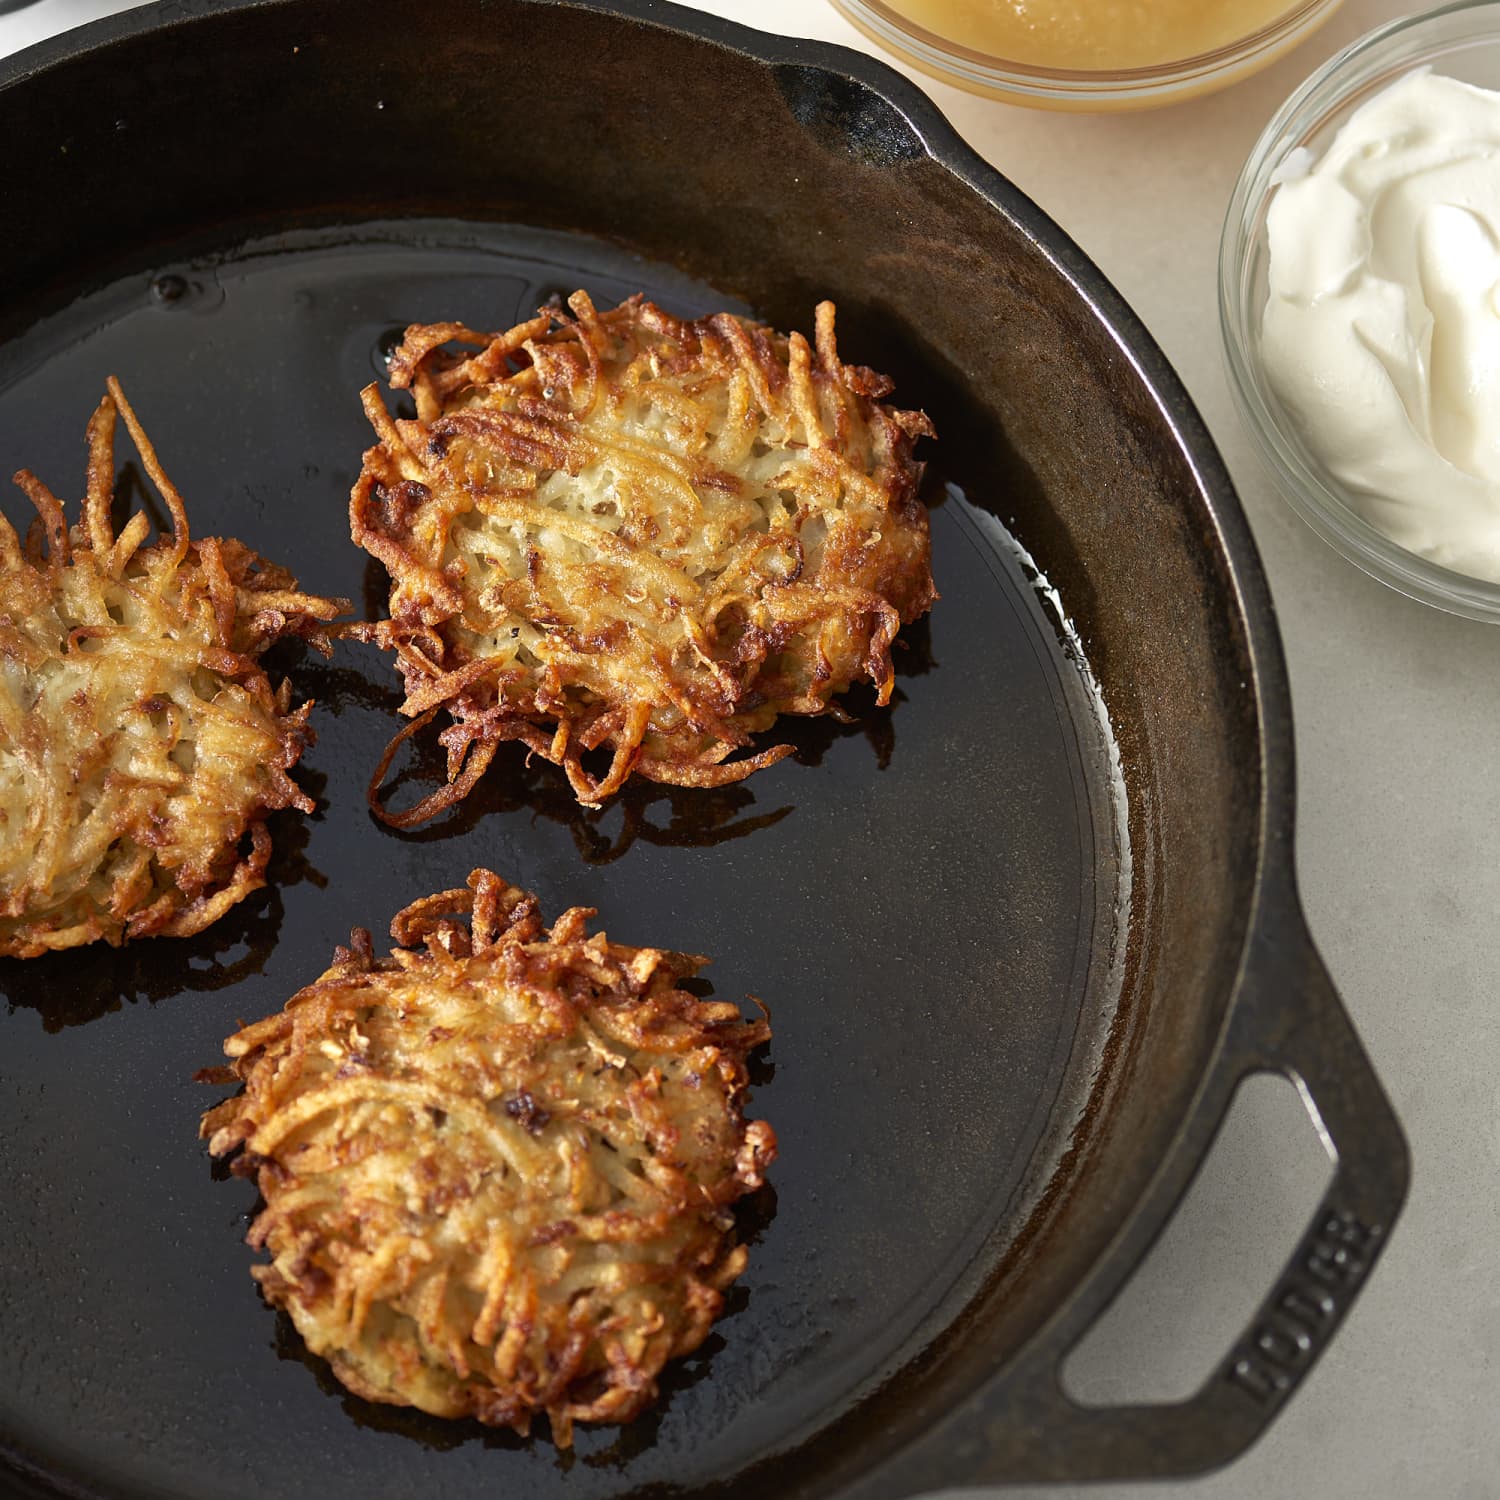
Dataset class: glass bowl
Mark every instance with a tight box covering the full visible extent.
[1221,1,1500,621]
[828,0,1344,111]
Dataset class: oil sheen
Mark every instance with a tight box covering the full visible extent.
[883,0,1297,70]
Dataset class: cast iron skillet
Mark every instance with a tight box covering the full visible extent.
[0,3,1407,1497]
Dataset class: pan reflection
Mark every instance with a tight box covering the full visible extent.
[0,882,283,1031]
[0,785,323,1031]
[378,744,797,863]
[338,613,935,858]
[269,1309,543,1458]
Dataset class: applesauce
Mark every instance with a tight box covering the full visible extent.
[882,0,1301,71]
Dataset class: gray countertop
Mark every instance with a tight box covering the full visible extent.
[0,0,1474,1495]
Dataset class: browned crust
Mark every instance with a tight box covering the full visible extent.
[0,379,349,958]
[201,868,775,1446]
[350,293,935,819]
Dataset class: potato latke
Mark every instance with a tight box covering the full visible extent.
[352,293,934,819]
[0,380,345,958]
[201,868,775,1444]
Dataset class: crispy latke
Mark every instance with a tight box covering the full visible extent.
[200,867,776,1444]
[352,292,935,819]
[0,380,346,958]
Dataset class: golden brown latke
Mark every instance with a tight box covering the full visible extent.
[351,292,935,820]
[200,868,776,1445]
[0,379,346,958]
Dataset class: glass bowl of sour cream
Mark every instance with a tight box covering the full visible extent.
[830,0,1345,110]
[1222,0,1500,619]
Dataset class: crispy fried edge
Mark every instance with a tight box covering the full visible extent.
[0,379,349,956]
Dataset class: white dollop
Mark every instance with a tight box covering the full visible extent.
[1261,68,1500,581]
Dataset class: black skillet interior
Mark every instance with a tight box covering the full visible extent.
[0,1,1372,1497]
[0,218,1122,1500]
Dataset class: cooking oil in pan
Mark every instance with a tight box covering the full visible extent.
[0,221,1132,1499]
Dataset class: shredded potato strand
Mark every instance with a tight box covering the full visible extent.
[202,869,775,1446]
[351,294,935,815]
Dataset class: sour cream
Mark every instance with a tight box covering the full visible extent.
[1262,69,1500,582]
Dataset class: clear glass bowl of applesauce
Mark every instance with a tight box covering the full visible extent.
[827,0,1345,110]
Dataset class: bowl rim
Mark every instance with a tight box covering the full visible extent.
[1219,0,1500,622]
[829,0,1345,101]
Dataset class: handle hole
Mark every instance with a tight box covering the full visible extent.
[1061,1071,1333,1406]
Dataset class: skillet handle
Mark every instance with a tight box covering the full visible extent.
[1013,897,1409,1482]
[1200,898,1410,1439]
[859,889,1409,1495]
